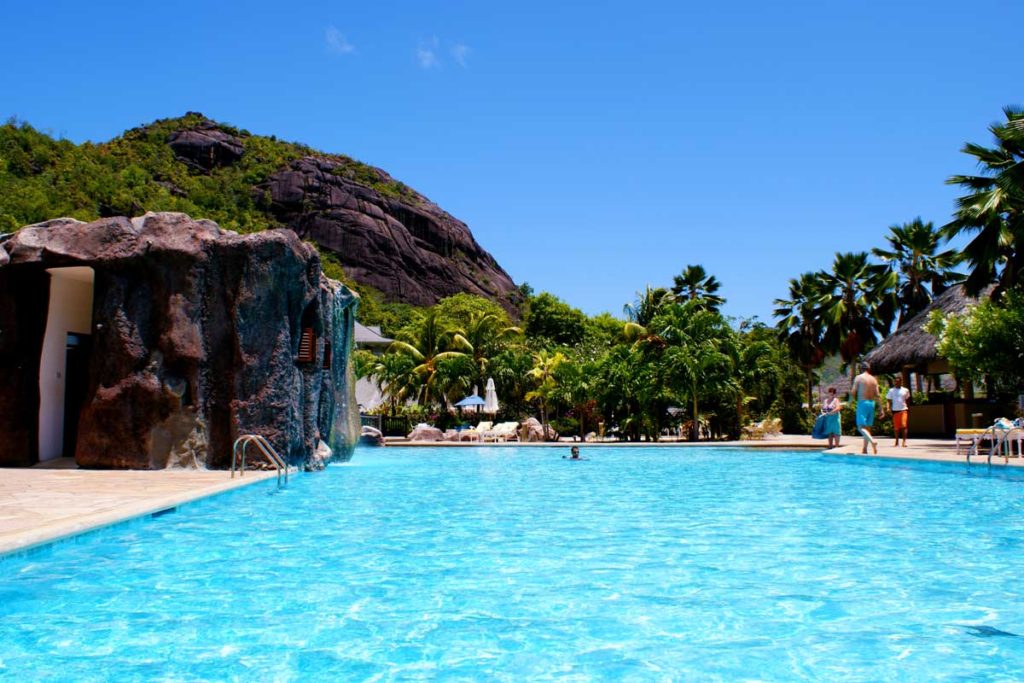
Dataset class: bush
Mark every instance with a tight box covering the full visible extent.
[549,416,579,438]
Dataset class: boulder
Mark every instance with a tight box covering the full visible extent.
[167,122,244,172]
[360,425,384,446]
[521,417,558,442]
[408,423,444,442]
[0,212,359,469]
[256,156,519,311]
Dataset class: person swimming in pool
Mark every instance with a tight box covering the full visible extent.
[851,361,880,455]
[564,446,581,460]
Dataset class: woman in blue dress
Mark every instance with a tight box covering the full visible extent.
[812,387,842,448]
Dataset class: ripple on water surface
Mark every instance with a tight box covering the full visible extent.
[2,447,1024,680]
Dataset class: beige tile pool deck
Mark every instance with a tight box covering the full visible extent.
[0,465,279,556]
[1,437,1019,556]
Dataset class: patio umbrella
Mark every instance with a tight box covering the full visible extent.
[484,377,500,414]
[454,394,486,412]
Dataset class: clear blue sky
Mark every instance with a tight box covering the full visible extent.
[3,1,1021,321]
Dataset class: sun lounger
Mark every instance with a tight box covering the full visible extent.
[1005,427,1024,460]
[960,419,1024,462]
[955,428,989,456]
[742,418,782,440]
[483,422,519,442]
[459,421,493,442]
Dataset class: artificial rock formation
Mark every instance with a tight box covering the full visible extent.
[0,212,358,469]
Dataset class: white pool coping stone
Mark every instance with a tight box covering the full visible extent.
[0,466,281,557]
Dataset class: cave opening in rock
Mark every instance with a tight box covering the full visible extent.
[38,266,95,463]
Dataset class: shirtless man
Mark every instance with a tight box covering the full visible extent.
[851,362,880,454]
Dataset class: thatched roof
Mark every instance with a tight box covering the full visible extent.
[864,285,989,374]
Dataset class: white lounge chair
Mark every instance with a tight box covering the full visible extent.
[483,422,519,442]
[965,419,1024,463]
[460,421,493,442]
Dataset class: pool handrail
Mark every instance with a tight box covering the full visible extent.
[232,435,288,488]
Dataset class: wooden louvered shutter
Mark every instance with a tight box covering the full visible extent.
[297,327,316,363]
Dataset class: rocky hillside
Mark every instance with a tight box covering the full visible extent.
[0,113,519,310]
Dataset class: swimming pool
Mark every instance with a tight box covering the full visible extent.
[2,447,1024,680]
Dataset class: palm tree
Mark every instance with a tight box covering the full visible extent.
[651,301,739,441]
[943,106,1024,296]
[818,252,898,381]
[872,218,962,326]
[773,272,827,407]
[387,311,469,410]
[526,350,566,441]
[736,336,784,425]
[369,352,417,414]
[671,264,725,311]
[449,312,522,388]
[623,285,674,328]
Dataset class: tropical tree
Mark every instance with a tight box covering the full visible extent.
[593,344,669,441]
[872,218,961,325]
[449,311,523,388]
[773,272,827,406]
[525,292,588,347]
[432,292,512,331]
[817,252,897,380]
[367,351,417,414]
[739,324,811,434]
[943,106,1024,297]
[488,346,535,416]
[526,350,566,440]
[388,311,468,410]
[551,355,602,439]
[649,301,740,440]
[735,333,784,426]
[671,264,725,311]
[926,291,1024,395]
[623,285,674,330]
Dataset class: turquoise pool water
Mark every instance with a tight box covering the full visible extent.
[3,447,1024,680]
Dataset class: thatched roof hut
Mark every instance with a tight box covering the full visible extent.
[865,284,988,375]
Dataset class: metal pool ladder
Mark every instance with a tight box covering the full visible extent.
[232,435,289,488]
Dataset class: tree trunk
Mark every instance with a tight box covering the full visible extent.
[806,367,814,409]
[540,399,549,442]
[691,388,700,441]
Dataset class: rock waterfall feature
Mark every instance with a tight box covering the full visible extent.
[0,212,359,469]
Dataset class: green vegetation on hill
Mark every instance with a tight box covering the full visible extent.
[0,113,416,235]
[0,112,431,322]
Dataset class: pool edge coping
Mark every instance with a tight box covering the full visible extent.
[0,469,283,560]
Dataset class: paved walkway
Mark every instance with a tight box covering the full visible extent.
[0,465,277,556]
[394,433,1024,467]
[827,435,1023,467]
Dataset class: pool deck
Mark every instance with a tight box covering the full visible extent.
[2,437,1018,556]
[0,462,279,557]
[393,433,1024,467]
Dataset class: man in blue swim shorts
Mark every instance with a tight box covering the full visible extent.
[851,362,880,454]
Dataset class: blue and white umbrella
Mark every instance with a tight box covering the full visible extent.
[454,394,486,411]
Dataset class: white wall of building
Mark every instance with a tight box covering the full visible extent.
[38,267,94,461]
